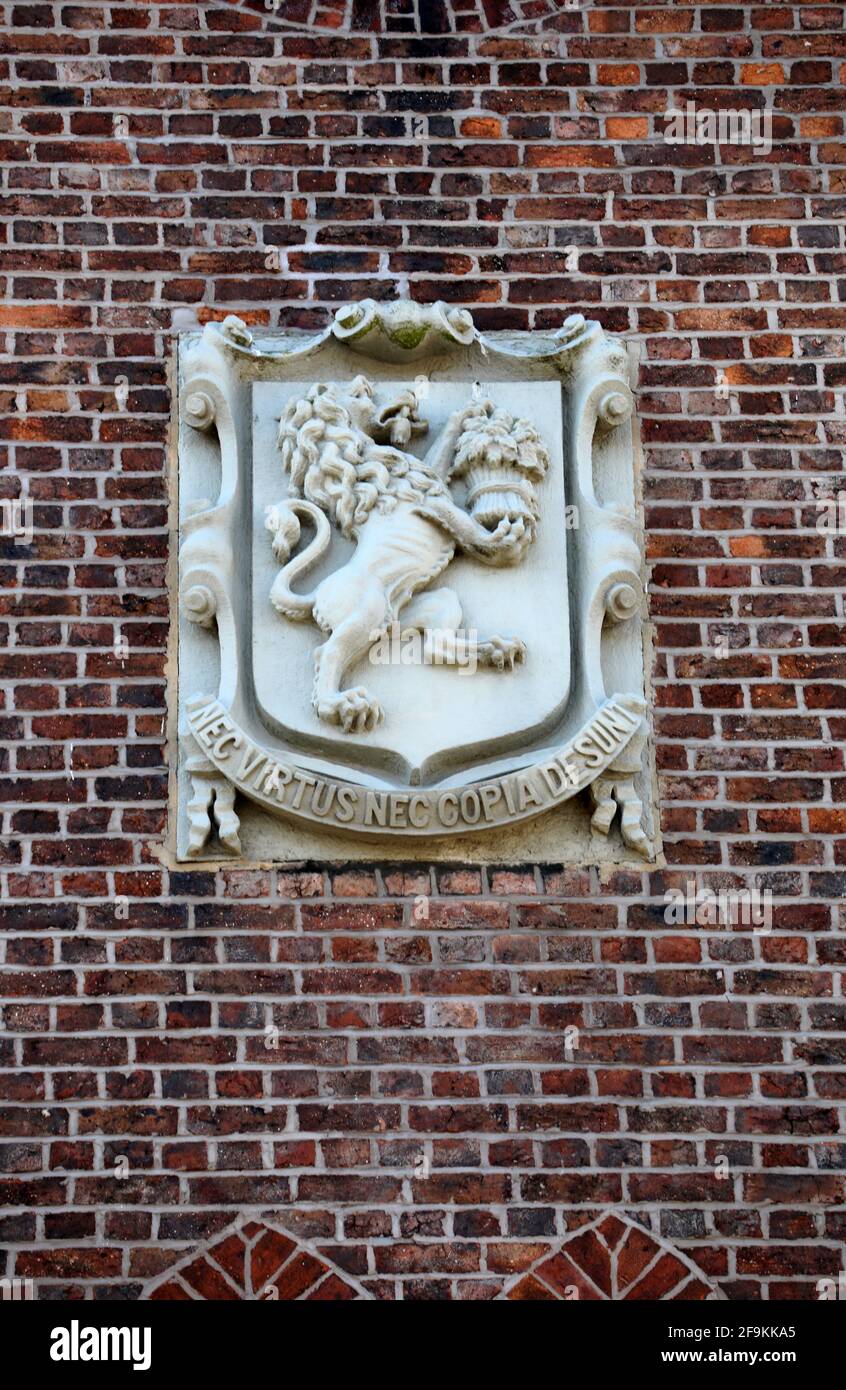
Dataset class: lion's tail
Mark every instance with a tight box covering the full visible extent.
[265,499,331,621]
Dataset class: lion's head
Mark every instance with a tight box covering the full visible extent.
[276,375,442,539]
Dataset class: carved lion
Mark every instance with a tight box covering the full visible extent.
[265,375,549,734]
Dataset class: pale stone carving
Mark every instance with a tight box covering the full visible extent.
[264,378,547,733]
[175,300,658,866]
[184,743,241,859]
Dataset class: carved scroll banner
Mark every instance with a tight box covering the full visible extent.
[175,300,659,864]
[185,692,647,838]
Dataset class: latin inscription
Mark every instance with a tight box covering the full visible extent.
[185,693,645,837]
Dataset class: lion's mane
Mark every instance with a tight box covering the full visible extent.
[276,380,447,539]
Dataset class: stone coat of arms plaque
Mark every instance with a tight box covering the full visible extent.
[173,300,659,865]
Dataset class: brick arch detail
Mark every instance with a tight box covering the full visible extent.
[498,1214,724,1301]
[229,0,574,36]
[143,1220,371,1301]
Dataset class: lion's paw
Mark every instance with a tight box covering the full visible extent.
[316,687,384,734]
[490,516,527,547]
[477,636,526,671]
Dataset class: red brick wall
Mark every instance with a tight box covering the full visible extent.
[2,0,845,1300]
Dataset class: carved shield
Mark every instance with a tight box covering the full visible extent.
[175,301,657,865]
[251,377,569,781]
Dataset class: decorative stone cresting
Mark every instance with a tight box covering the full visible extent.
[499,1214,723,1301]
[144,1219,370,1301]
